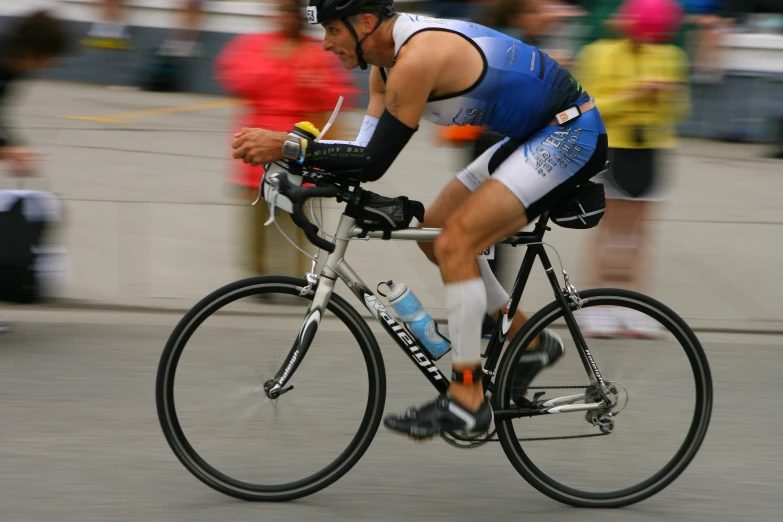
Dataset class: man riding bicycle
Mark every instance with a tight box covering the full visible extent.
[231,0,609,439]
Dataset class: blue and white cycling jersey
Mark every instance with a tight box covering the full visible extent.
[381,14,586,140]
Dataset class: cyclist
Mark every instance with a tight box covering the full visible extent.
[231,0,609,439]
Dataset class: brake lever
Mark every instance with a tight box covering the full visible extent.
[263,191,277,227]
[252,163,271,207]
[265,172,340,253]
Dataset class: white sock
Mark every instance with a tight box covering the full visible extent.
[478,259,510,315]
[445,278,487,364]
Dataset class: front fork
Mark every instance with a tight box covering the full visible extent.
[264,214,357,400]
[264,265,336,399]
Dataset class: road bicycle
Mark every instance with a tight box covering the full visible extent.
[156,118,712,509]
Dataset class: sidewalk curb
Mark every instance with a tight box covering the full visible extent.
[10,298,783,336]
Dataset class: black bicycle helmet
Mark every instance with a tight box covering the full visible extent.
[307,0,395,70]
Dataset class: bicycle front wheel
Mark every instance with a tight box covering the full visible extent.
[494,288,713,508]
[156,276,386,501]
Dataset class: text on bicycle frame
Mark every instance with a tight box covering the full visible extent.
[364,295,443,380]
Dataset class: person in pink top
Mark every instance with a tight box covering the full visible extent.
[215,0,360,279]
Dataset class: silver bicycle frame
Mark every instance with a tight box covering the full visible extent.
[268,210,609,414]
[263,170,613,411]
[269,213,452,398]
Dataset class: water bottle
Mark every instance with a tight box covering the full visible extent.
[385,280,451,360]
[291,121,320,140]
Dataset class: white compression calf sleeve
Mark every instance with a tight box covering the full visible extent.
[445,278,487,364]
[479,259,510,315]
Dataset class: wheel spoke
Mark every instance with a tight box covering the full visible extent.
[494,289,713,507]
[156,277,386,501]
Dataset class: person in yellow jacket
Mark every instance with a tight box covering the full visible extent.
[572,0,691,338]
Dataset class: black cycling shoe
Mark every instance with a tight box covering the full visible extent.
[511,329,565,400]
[383,394,493,440]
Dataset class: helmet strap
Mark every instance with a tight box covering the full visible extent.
[342,9,393,71]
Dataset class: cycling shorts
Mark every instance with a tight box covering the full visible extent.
[456,99,608,221]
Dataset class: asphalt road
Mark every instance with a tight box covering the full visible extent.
[0,308,781,522]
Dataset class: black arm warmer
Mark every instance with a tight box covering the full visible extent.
[302,109,417,182]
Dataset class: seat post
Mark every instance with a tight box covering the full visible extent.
[533,211,551,240]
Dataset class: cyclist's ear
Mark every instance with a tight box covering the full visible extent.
[355,12,379,35]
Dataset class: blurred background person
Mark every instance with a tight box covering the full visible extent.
[572,0,691,338]
[158,0,204,58]
[480,0,575,50]
[142,1,206,92]
[427,0,481,20]
[567,0,699,53]
[716,0,783,158]
[1,10,69,177]
[214,0,360,282]
[0,10,69,331]
[82,0,132,50]
[681,0,732,81]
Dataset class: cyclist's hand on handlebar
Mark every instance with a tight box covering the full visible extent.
[231,127,288,166]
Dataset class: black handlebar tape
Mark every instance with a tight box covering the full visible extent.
[275,174,340,253]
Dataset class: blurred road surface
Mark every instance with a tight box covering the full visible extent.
[1,309,780,522]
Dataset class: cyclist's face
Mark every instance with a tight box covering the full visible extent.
[321,20,358,68]
[321,15,378,69]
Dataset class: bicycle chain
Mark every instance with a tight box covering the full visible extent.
[469,432,609,443]
[520,385,591,390]
[512,432,609,442]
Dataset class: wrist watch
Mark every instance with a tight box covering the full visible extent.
[281,135,304,164]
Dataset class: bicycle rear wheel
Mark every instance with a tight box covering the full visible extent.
[494,288,712,508]
[156,276,386,501]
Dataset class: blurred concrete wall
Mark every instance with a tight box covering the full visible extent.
[0,2,782,334]
[3,1,783,142]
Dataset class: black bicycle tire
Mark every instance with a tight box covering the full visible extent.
[494,288,713,508]
[155,275,386,502]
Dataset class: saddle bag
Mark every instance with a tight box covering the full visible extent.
[550,181,606,229]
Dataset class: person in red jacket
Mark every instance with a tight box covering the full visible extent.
[215,0,360,279]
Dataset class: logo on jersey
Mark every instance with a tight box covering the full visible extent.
[452,107,486,127]
[402,14,449,25]
[462,167,490,189]
[506,42,520,67]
